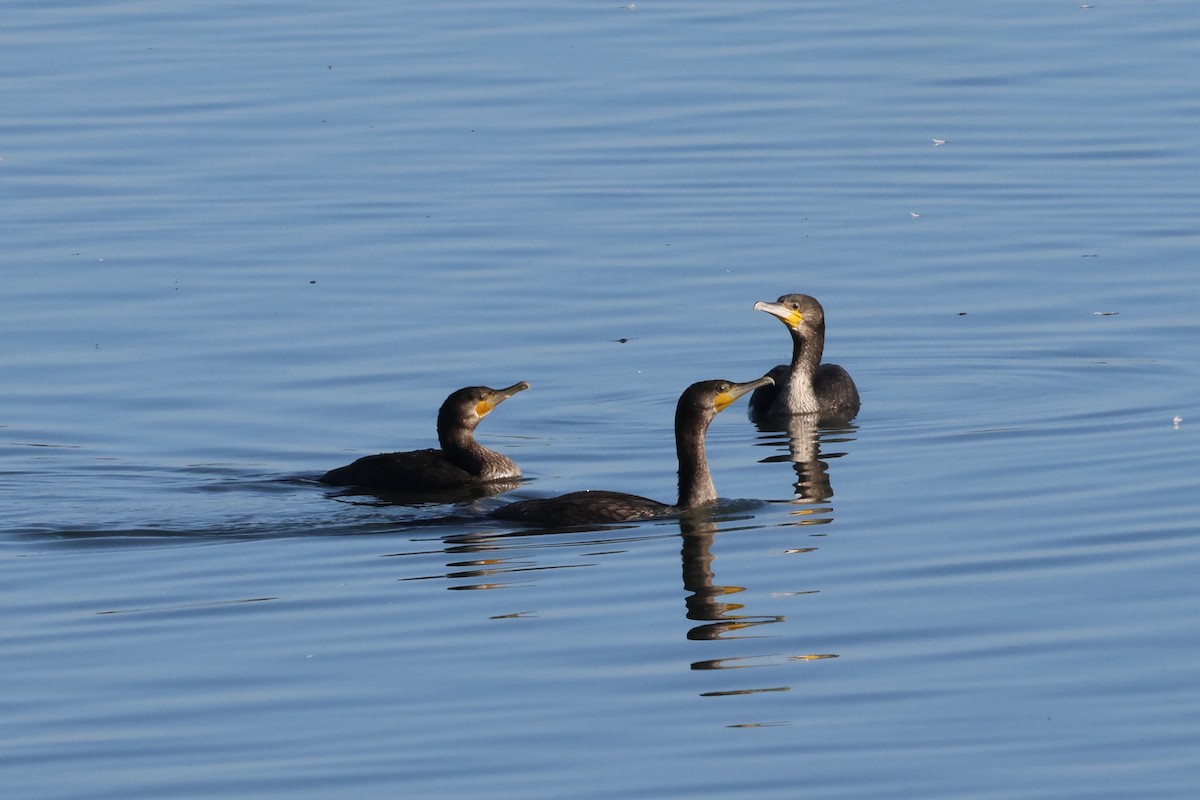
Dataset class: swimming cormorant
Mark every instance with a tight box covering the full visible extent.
[491,376,772,527]
[319,382,529,492]
[748,294,859,422]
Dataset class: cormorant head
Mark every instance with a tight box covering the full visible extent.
[441,382,530,430]
[677,375,775,427]
[752,293,826,339]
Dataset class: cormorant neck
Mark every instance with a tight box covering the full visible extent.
[438,423,482,462]
[676,412,716,508]
[782,326,825,414]
[437,422,516,479]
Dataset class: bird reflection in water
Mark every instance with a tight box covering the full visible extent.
[679,513,784,643]
[328,476,524,508]
[679,511,837,713]
[753,411,856,508]
[390,525,604,591]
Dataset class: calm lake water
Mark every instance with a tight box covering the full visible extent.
[4,1,1199,798]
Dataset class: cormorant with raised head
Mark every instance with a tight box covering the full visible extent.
[319,382,530,492]
[748,294,859,422]
[492,376,772,527]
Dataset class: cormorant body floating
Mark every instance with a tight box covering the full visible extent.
[319,382,529,492]
[748,294,859,422]
[492,376,772,527]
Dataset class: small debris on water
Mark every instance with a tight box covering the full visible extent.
[1173,416,1182,429]
[1092,311,1118,316]
[490,611,536,619]
[932,138,948,146]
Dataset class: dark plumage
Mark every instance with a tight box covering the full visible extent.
[748,294,859,422]
[491,376,772,527]
[319,382,529,492]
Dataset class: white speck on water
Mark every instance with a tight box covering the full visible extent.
[1173,416,1182,429]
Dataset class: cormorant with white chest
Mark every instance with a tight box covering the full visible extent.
[748,294,859,423]
[319,382,529,492]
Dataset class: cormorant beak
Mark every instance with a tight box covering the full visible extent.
[476,381,531,417]
[753,300,803,329]
[714,375,774,412]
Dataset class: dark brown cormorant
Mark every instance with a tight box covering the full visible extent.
[319,382,530,491]
[747,294,859,422]
[491,376,772,527]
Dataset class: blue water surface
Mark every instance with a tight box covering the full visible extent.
[3,1,1199,798]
